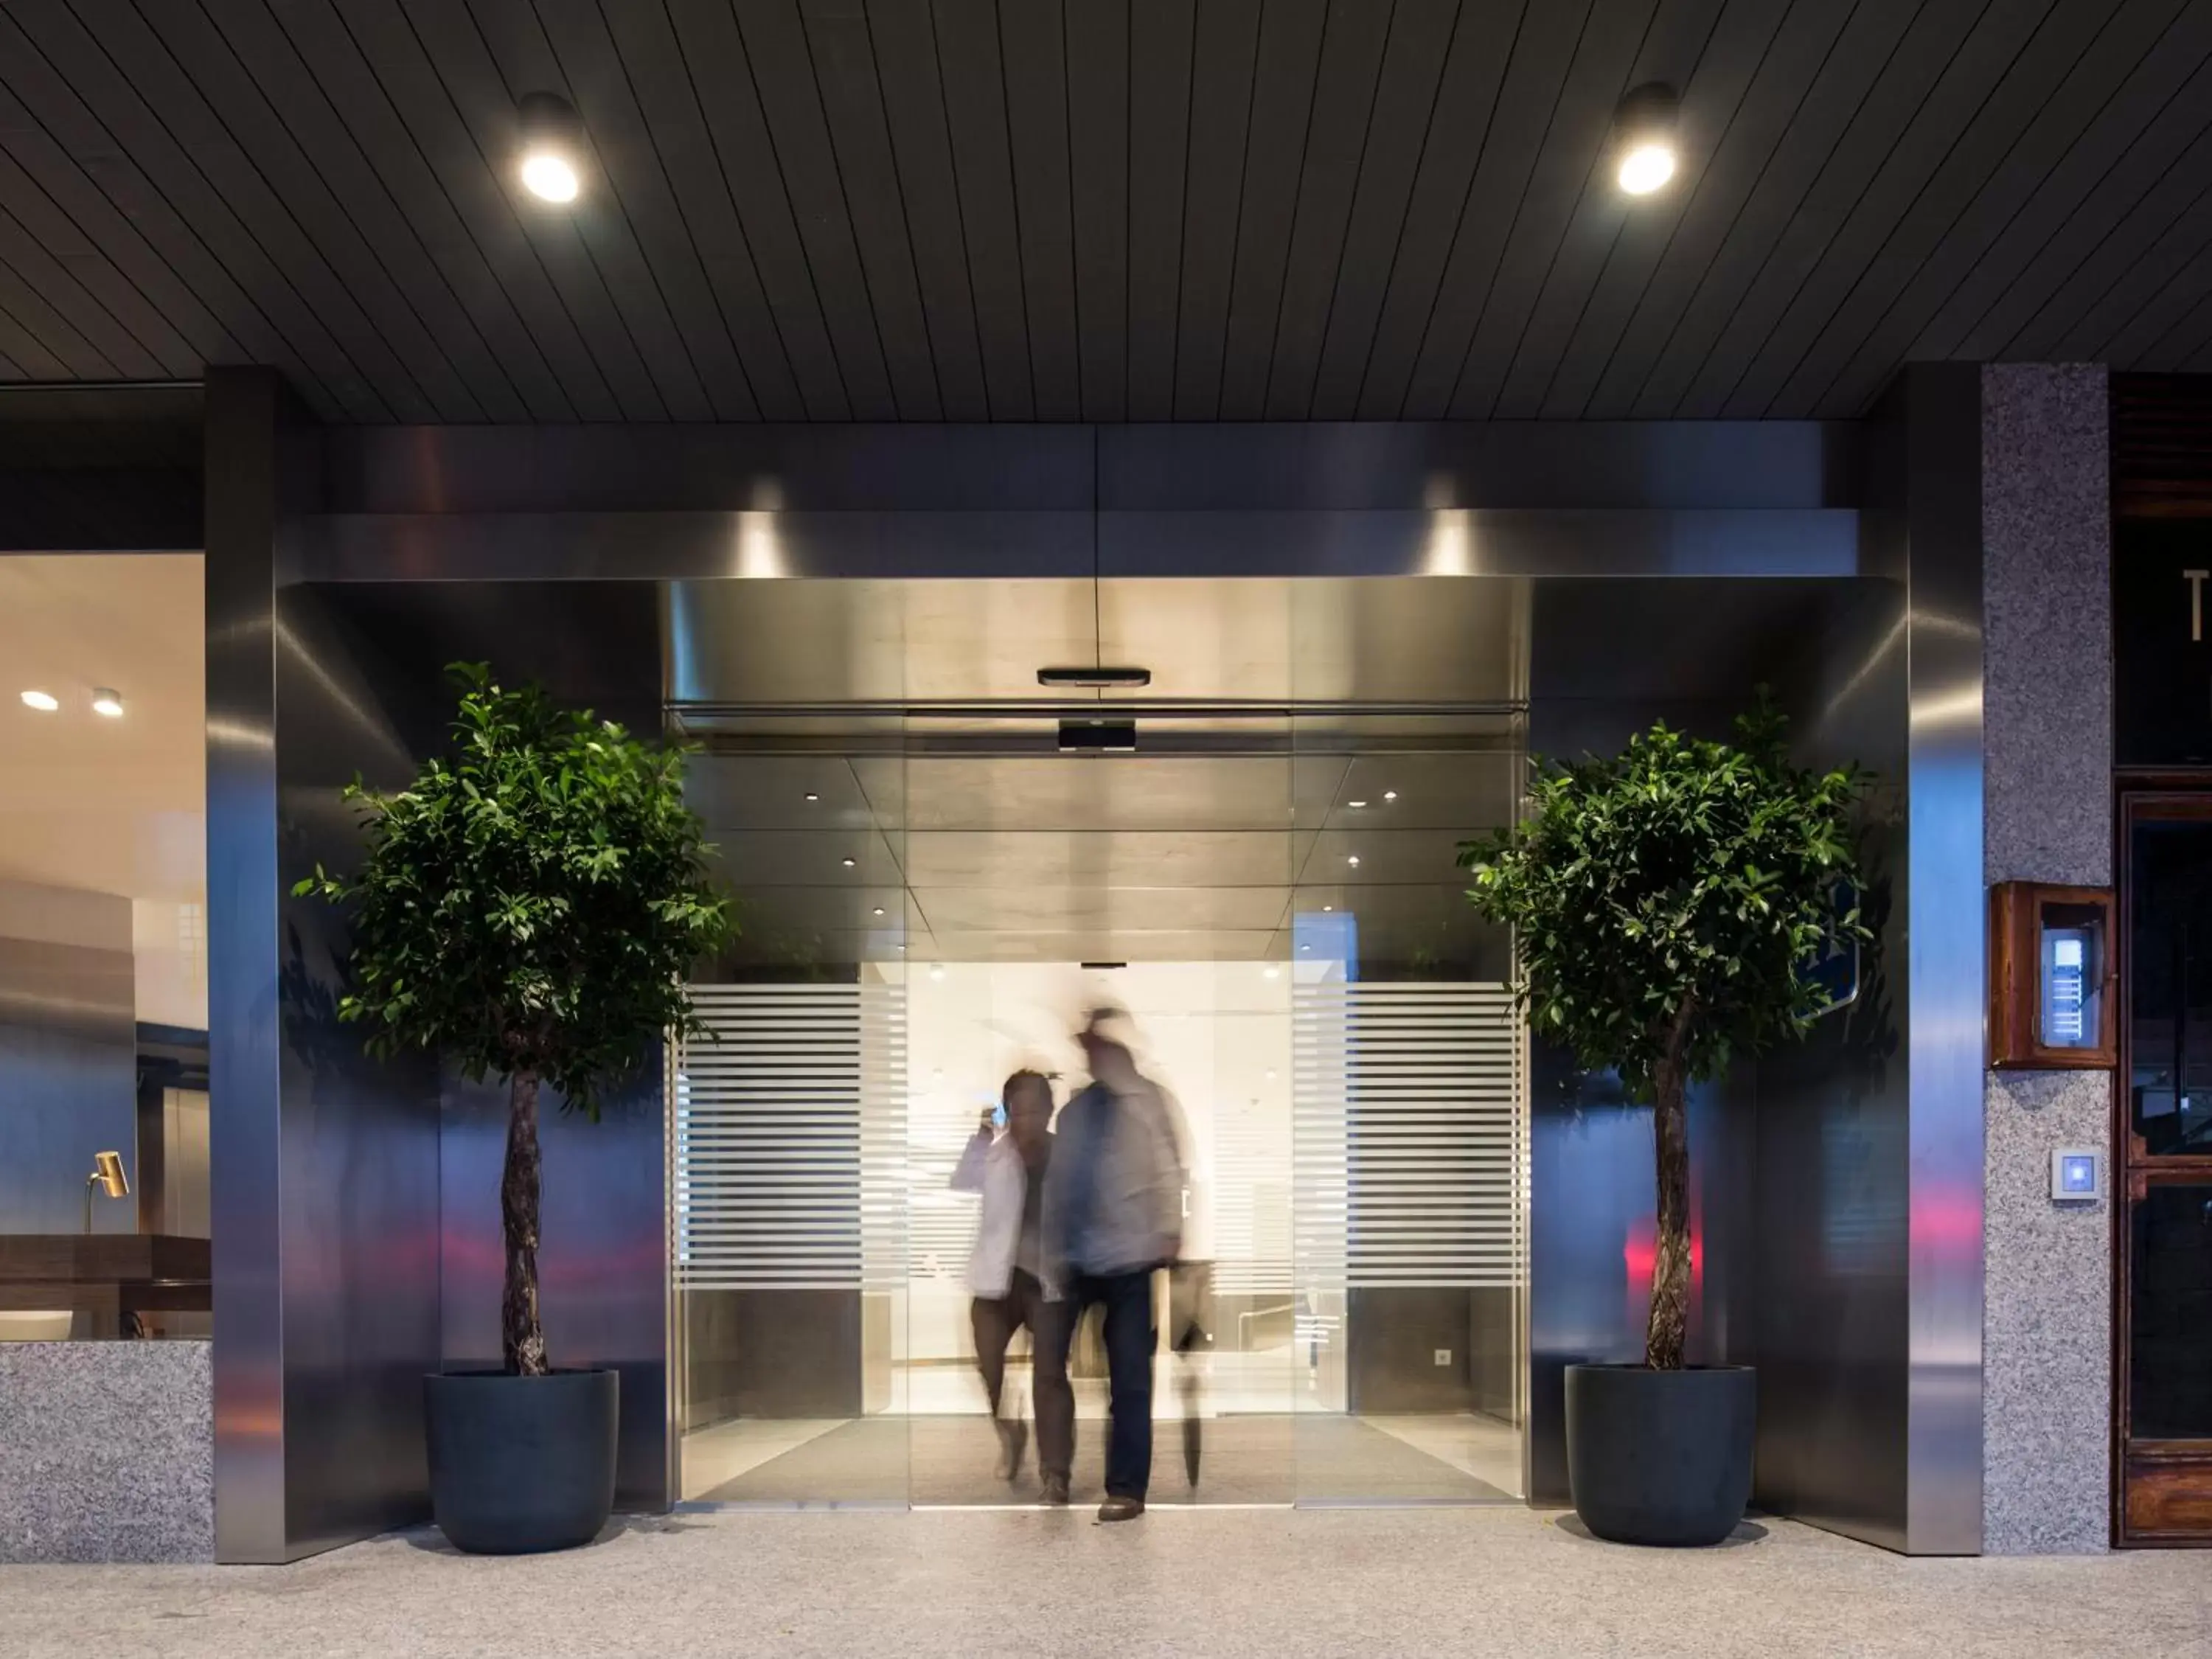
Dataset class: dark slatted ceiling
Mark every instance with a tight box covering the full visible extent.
[0,0,2209,422]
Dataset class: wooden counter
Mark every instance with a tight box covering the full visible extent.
[0,1234,212,1335]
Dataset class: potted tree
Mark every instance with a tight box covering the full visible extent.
[299,665,731,1554]
[1460,698,1867,1546]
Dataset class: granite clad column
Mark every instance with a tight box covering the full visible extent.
[1980,364,2112,1555]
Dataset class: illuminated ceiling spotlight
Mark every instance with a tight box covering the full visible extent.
[91,687,124,718]
[19,689,58,712]
[1613,83,1680,197]
[518,91,584,204]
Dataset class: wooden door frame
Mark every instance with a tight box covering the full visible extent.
[2114,783,2212,1543]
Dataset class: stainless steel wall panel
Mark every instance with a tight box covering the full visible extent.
[295,583,679,1514]
[319,420,1855,515]
[294,508,1860,586]
[324,425,1097,515]
[271,585,443,1558]
[1098,422,1861,510]
[291,511,1099,585]
[209,366,445,1563]
[439,1062,669,1510]
[1755,580,1914,1552]
[1894,365,1988,1557]
[206,366,300,1565]
[1098,509,1862,580]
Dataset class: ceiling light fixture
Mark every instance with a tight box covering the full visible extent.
[1346,855,1361,868]
[804,792,820,803]
[1383,790,1399,802]
[1347,799,1368,809]
[873,907,886,917]
[930,964,946,981]
[1262,967,1281,980]
[19,689,58,712]
[1323,905,1334,913]
[518,91,583,204]
[91,688,123,718]
[841,857,857,868]
[1613,83,1679,197]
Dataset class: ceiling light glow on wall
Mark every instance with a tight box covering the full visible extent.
[91,688,123,718]
[19,689,58,712]
[518,91,583,204]
[1613,83,1680,198]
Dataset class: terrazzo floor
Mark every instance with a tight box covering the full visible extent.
[695,1413,1512,1506]
[4,1507,2209,1658]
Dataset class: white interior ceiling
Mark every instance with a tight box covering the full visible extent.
[0,554,205,907]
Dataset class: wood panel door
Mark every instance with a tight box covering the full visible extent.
[2117,790,2212,1544]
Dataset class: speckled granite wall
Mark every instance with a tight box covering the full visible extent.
[0,1340,212,1562]
[1980,362,2111,1556]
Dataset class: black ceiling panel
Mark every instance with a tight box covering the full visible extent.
[0,0,2204,423]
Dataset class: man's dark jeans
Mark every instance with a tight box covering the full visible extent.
[1040,1267,1156,1499]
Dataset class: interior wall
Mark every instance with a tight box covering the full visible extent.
[0,883,136,1235]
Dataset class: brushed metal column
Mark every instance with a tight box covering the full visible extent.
[206,366,293,1563]
[208,367,445,1562]
[1893,363,1989,1555]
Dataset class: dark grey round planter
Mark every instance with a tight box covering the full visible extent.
[425,1368,619,1555]
[1564,1363,1755,1547]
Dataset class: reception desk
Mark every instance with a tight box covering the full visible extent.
[0,1234,212,1338]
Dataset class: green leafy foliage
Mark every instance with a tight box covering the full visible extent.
[295,664,734,1116]
[1459,697,1871,1103]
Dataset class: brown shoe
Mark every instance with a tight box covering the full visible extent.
[1097,1495,1145,1523]
[1040,1472,1070,1506]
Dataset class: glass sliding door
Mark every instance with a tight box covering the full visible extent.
[892,710,1298,1505]
[1287,706,1529,1504]
[670,717,911,1506]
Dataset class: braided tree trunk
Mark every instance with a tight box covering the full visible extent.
[1644,1001,1696,1372]
[502,1068,549,1377]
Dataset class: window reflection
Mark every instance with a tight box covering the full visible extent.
[2129,821,2212,1155]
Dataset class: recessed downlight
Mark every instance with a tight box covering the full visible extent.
[19,689,58,712]
[518,91,584,204]
[1613,83,1679,198]
[521,152,579,203]
[91,688,123,718]
[1346,855,1361,868]
[1262,966,1281,981]
[1347,799,1368,810]
[873,907,886,917]
[841,857,857,868]
[929,964,946,981]
[1383,790,1399,802]
[804,792,820,803]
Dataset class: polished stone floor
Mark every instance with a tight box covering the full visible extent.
[4,1508,2208,1658]
[693,1413,1513,1506]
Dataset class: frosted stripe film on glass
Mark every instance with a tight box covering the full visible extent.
[1293,982,1525,1291]
[675,983,908,1292]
